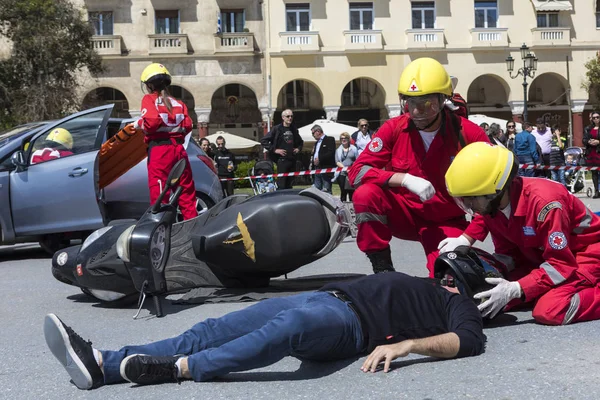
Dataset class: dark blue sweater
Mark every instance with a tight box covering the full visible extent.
[321,272,486,358]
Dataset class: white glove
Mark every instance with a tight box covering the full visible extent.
[401,173,435,202]
[437,235,471,253]
[473,278,522,318]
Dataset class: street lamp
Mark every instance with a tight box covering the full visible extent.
[505,43,538,123]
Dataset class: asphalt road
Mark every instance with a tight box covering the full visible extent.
[2,194,600,400]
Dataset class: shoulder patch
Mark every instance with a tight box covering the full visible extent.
[368,137,383,153]
[548,232,567,250]
[537,201,562,222]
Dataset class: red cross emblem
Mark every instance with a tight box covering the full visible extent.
[368,137,383,153]
[548,232,567,250]
[410,84,417,91]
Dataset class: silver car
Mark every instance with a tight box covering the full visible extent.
[0,104,223,253]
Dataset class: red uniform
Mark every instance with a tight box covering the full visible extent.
[465,177,600,325]
[134,93,197,220]
[31,148,73,164]
[348,110,489,276]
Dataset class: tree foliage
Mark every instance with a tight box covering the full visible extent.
[0,0,103,128]
[583,53,600,110]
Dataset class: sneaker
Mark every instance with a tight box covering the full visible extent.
[366,247,395,274]
[120,354,180,385]
[43,314,104,390]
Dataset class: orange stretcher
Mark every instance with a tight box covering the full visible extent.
[98,125,148,189]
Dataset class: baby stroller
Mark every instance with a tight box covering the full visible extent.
[249,160,278,195]
[564,147,594,197]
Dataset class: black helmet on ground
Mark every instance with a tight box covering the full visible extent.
[434,246,509,303]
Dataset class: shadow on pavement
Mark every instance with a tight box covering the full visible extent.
[483,313,536,329]
[216,357,361,382]
[0,243,48,261]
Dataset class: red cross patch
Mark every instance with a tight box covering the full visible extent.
[408,80,420,92]
[548,232,567,250]
[368,137,383,153]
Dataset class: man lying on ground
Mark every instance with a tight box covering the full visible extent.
[44,271,486,390]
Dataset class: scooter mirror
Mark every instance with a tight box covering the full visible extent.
[151,159,187,213]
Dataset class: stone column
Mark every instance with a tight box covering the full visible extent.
[385,104,402,119]
[195,107,211,139]
[508,101,524,123]
[323,106,340,121]
[571,99,587,148]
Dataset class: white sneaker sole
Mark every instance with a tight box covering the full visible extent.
[120,353,148,383]
[44,314,94,390]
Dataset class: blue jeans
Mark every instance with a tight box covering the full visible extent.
[551,169,566,186]
[313,173,333,193]
[101,292,364,383]
[517,155,535,177]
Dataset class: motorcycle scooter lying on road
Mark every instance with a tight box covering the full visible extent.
[52,160,352,317]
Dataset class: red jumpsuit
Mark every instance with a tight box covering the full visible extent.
[348,110,489,276]
[465,177,600,325]
[134,93,198,220]
[31,148,73,164]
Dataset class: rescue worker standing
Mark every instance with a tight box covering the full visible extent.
[441,143,600,325]
[348,58,489,275]
[214,135,236,197]
[131,63,198,220]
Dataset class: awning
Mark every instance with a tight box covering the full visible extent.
[530,0,573,12]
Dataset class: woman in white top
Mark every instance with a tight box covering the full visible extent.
[335,132,359,202]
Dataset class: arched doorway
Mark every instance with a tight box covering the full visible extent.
[527,73,568,129]
[82,87,130,118]
[210,83,262,140]
[466,75,511,120]
[338,78,386,130]
[276,79,324,128]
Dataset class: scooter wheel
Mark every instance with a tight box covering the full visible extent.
[587,187,593,198]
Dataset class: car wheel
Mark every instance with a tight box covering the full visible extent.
[176,192,215,222]
[587,187,593,198]
[39,234,71,255]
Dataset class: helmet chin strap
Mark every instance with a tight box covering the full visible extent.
[414,111,441,131]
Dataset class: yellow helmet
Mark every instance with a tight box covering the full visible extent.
[398,58,453,97]
[46,128,73,150]
[445,142,515,198]
[140,63,172,85]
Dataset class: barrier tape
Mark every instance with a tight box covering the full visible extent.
[219,164,596,182]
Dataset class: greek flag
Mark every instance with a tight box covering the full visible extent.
[217,10,222,33]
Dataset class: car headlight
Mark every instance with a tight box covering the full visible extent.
[150,224,167,270]
[81,226,112,252]
[116,225,135,262]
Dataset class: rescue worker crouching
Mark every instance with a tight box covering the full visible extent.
[348,57,489,275]
[132,63,198,220]
[441,142,600,324]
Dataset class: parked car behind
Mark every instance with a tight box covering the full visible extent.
[0,104,222,253]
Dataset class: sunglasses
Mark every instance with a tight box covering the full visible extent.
[341,137,349,140]
[507,125,515,128]
[283,115,293,118]
[360,124,369,128]
[593,116,600,120]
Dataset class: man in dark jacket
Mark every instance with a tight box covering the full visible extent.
[311,124,336,193]
[214,136,236,196]
[44,272,485,389]
[260,109,304,189]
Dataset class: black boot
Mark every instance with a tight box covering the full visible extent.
[366,247,395,274]
[594,191,600,199]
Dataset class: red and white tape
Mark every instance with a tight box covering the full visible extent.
[219,164,596,182]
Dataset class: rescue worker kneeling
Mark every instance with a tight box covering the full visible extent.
[348,57,489,275]
[441,142,600,325]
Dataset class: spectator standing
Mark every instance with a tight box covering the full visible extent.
[260,109,303,190]
[505,121,517,151]
[351,119,373,156]
[532,118,553,177]
[583,111,600,198]
[199,138,215,159]
[549,125,566,187]
[486,123,506,147]
[335,132,359,202]
[513,122,539,178]
[214,136,236,197]
[479,122,489,134]
[311,125,336,193]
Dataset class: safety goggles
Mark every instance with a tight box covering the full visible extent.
[402,94,442,121]
[453,195,495,216]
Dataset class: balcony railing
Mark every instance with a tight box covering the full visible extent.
[343,30,383,50]
[148,33,188,54]
[406,29,445,49]
[279,31,320,52]
[531,27,571,46]
[91,35,122,55]
[470,28,508,47]
[214,32,255,54]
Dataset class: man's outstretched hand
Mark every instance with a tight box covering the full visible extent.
[361,341,412,373]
